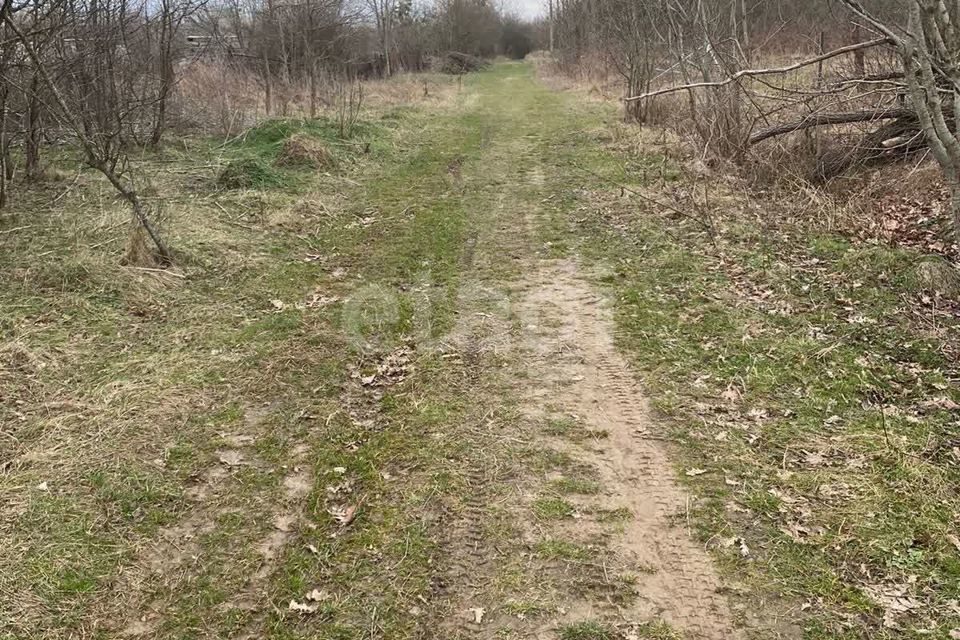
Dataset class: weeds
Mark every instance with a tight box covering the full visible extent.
[551,477,602,495]
[633,620,684,639]
[535,539,593,561]
[533,497,576,520]
[559,620,615,640]
[217,157,285,189]
[560,90,960,636]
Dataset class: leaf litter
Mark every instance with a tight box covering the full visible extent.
[288,588,331,615]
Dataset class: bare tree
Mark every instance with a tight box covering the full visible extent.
[0,0,514,224]
[151,0,206,145]
[1,0,172,263]
[435,0,502,57]
[365,0,396,76]
[0,14,14,208]
[23,1,46,180]
[839,0,960,236]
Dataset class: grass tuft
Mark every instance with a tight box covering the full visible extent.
[217,157,286,190]
[535,539,593,561]
[551,476,602,495]
[533,496,576,520]
[559,620,614,640]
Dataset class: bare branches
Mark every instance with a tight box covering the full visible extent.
[831,0,960,235]
[835,0,905,45]
[749,108,914,145]
[624,37,891,103]
[0,0,173,263]
[550,0,960,239]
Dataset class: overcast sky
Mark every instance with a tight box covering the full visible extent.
[505,0,545,20]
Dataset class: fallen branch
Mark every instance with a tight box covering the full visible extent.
[813,115,926,181]
[749,108,914,145]
[625,37,891,103]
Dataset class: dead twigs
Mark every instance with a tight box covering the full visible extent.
[569,161,714,233]
[625,37,892,103]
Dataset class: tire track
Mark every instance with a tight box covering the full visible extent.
[516,260,742,640]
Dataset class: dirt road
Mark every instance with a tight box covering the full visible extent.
[423,63,741,639]
[4,62,745,640]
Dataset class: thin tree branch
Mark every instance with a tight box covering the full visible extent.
[625,37,892,102]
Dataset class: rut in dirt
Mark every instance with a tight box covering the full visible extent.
[515,260,741,639]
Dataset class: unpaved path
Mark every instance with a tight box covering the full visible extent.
[431,63,743,639]
[10,62,749,640]
[514,260,740,639]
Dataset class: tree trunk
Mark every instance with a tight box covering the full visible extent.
[95,158,172,264]
[0,83,7,209]
[25,73,42,179]
[549,0,554,52]
[852,24,865,77]
[383,18,391,77]
[740,0,749,54]
[151,13,174,146]
[152,90,168,146]
[950,179,960,242]
[263,50,272,116]
[309,58,318,119]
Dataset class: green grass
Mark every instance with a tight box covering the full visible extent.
[548,69,960,637]
[594,507,633,523]
[559,620,615,640]
[87,466,185,530]
[217,157,287,189]
[0,69,474,638]
[533,496,576,520]
[535,539,593,561]
[213,116,390,193]
[634,620,684,639]
[551,476,602,495]
[543,415,579,436]
[543,415,610,442]
[7,57,956,640]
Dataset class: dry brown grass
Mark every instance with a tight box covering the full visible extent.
[176,60,264,136]
[361,71,460,110]
[530,51,624,104]
[0,123,346,635]
[0,68,475,637]
[176,61,459,138]
[274,134,334,170]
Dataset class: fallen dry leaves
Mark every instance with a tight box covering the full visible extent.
[467,607,485,624]
[862,583,921,629]
[353,346,415,388]
[288,588,331,615]
[327,503,359,526]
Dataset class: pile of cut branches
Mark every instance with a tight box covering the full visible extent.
[438,51,489,75]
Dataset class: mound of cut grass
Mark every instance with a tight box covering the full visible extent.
[217,158,284,190]
[274,134,335,170]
